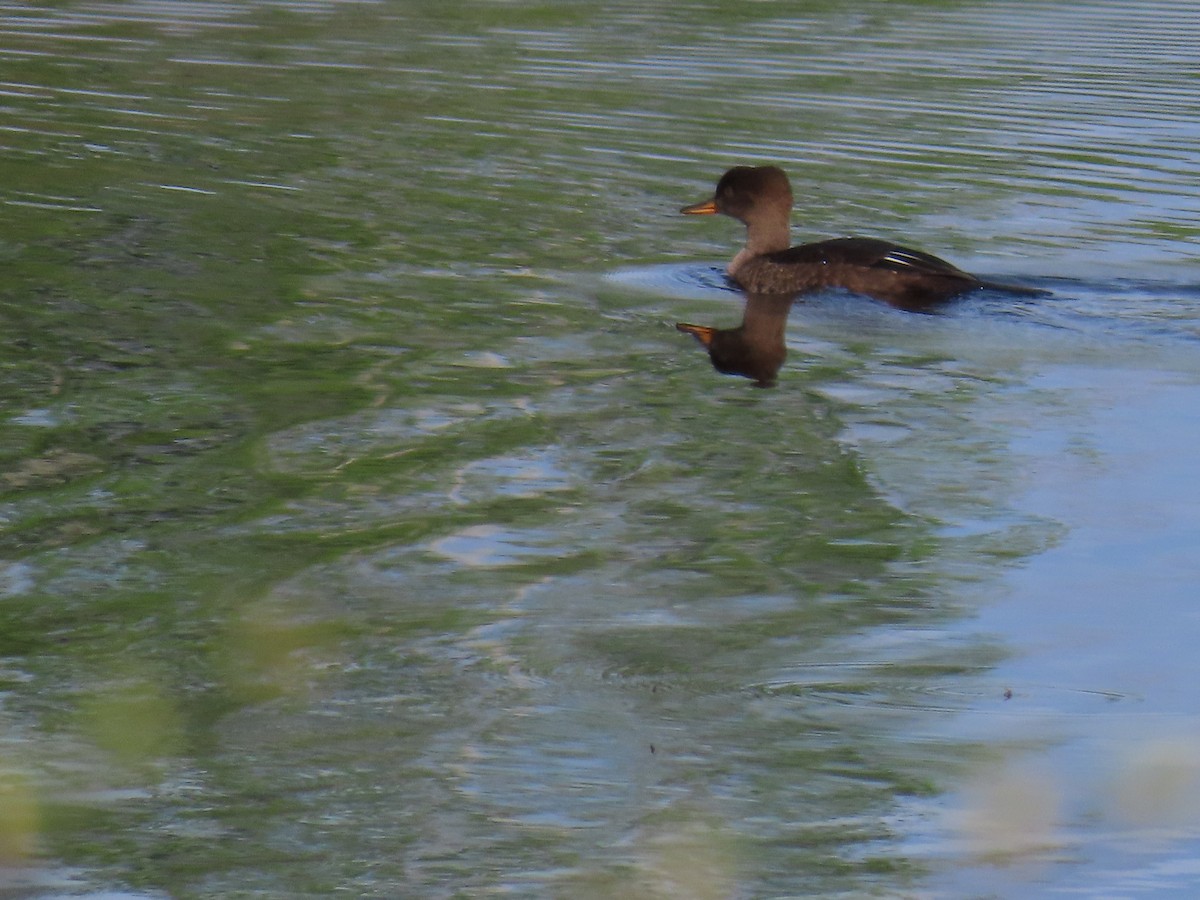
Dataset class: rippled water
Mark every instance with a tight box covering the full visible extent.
[4,1,1200,897]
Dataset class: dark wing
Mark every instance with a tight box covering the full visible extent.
[770,237,974,280]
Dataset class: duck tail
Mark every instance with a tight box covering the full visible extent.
[976,279,1051,297]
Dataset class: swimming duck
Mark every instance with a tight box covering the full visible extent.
[682,166,1036,308]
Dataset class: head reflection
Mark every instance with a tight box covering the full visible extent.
[676,292,795,388]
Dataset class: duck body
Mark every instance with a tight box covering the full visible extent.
[730,235,984,310]
[683,166,1035,309]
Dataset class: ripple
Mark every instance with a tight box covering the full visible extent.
[448,448,578,505]
[605,262,736,300]
[429,525,563,568]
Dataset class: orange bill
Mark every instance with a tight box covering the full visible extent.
[680,198,718,215]
[676,323,716,347]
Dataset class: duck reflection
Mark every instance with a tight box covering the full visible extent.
[676,292,795,388]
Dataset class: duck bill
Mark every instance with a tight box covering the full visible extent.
[676,322,716,347]
[680,198,718,215]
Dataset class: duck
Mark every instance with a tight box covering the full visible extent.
[681,166,1039,308]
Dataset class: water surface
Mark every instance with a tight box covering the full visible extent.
[3,1,1200,897]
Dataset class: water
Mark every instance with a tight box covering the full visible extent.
[3,1,1200,896]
